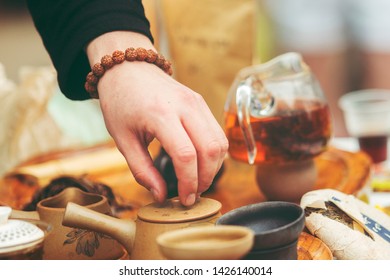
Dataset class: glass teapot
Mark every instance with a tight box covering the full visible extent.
[224,52,332,165]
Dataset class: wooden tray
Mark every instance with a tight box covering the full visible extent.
[297,232,333,260]
[314,146,372,195]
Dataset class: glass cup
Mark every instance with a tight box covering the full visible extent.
[338,89,390,164]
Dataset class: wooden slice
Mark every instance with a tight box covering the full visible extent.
[297,232,333,260]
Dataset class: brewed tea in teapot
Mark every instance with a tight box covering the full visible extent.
[224,52,332,165]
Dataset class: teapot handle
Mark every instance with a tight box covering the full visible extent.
[236,82,257,164]
[62,202,136,256]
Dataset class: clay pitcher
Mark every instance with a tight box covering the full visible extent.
[10,187,125,260]
[62,197,222,259]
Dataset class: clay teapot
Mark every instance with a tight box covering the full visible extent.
[10,187,125,260]
[62,197,222,260]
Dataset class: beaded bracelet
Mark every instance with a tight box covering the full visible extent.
[85,47,173,98]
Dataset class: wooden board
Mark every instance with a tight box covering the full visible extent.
[297,232,333,260]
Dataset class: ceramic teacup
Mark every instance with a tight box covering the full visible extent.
[0,206,52,260]
[216,201,305,260]
[156,225,254,260]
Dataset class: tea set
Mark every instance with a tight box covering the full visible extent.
[0,192,305,260]
[4,188,125,260]
[1,52,333,260]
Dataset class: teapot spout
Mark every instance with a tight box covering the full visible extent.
[62,202,136,256]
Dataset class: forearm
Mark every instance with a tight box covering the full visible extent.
[26,0,153,100]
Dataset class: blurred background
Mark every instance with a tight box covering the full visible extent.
[0,0,51,81]
[260,0,390,137]
[2,0,390,171]
[0,0,111,176]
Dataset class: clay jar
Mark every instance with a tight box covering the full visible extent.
[62,197,222,260]
[10,188,124,260]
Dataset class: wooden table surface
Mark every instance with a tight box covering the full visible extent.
[85,140,371,220]
[1,138,371,220]
[1,139,371,260]
[85,141,266,219]
[105,154,265,220]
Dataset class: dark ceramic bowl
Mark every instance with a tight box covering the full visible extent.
[216,201,305,258]
[244,240,298,260]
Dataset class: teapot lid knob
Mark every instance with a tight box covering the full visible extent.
[0,206,11,225]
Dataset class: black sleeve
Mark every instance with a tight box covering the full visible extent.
[26,0,153,100]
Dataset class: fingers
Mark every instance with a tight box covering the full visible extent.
[116,105,227,208]
[156,92,228,205]
[115,134,167,204]
[155,118,199,206]
[189,96,229,192]
[181,93,229,194]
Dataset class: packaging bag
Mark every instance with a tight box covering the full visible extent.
[0,65,71,176]
[154,0,258,126]
[0,64,110,177]
[301,189,390,259]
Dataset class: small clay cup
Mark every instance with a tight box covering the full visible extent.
[216,201,305,260]
[156,225,254,260]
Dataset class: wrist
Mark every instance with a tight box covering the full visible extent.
[84,38,172,98]
[86,31,156,66]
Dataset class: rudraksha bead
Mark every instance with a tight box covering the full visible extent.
[101,55,114,69]
[92,63,105,77]
[112,50,125,64]
[146,49,158,63]
[154,54,165,68]
[86,72,99,85]
[135,47,148,61]
[125,47,137,61]
[84,82,97,98]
